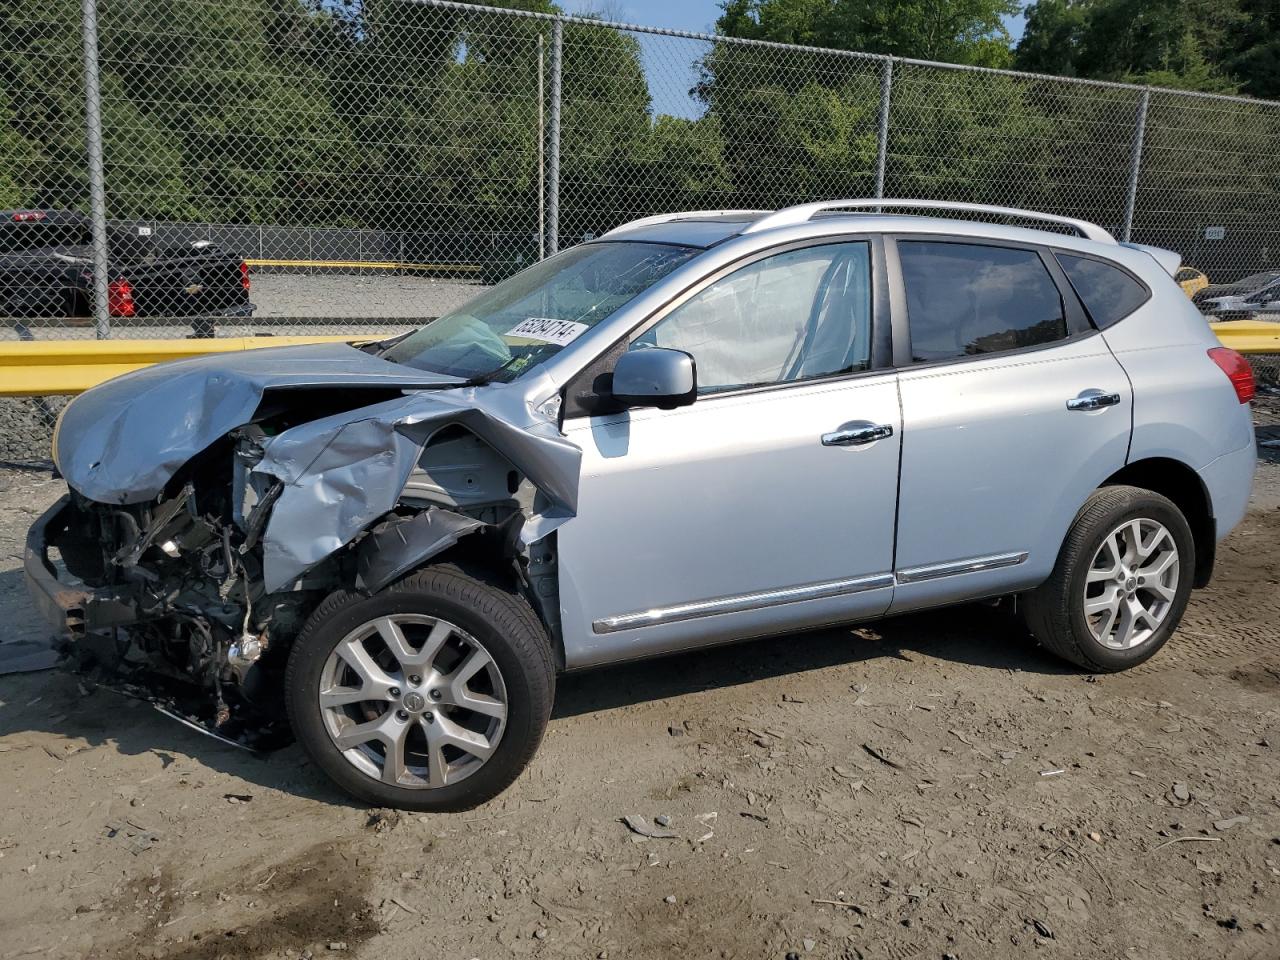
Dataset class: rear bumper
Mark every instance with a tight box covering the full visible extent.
[24,497,137,641]
[1199,440,1257,542]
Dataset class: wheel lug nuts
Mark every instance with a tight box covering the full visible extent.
[409,675,421,685]
[423,711,435,723]
[389,687,401,697]
[429,689,442,701]
[396,710,409,721]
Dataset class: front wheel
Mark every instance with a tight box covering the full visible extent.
[285,564,555,811]
[1022,485,1195,672]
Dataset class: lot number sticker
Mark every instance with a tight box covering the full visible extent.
[506,317,589,346]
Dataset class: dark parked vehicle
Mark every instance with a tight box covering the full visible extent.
[1191,269,1280,320]
[0,210,254,336]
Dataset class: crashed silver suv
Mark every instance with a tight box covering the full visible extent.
[27,200,1257,811]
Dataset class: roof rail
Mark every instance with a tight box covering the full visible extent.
[599,209,770,239]
[741,199,1117,244]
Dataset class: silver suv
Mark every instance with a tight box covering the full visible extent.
[27,200,1257,811]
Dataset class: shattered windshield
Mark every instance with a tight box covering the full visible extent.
[383,241,698,382]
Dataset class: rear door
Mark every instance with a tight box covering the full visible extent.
[888,237,1133,612]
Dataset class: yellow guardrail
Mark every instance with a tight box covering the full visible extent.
[0,336,379,397]
[1210,319,1280,354]
[0,321,1274,398]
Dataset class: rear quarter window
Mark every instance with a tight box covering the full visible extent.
[1056,254,1150,329]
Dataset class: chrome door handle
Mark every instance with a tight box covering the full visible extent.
[1066,390,1121,411]
[822,422,894,446]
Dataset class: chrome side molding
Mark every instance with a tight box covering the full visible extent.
[593,552,1029,634]
[895,551,1029,584]
[592,572,895,634]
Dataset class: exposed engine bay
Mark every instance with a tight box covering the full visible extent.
[33,372,573,749]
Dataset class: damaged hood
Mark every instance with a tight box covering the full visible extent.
[56,342,463,503]
[55,341,583,593]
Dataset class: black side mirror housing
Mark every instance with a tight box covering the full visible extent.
[610,348,697,410]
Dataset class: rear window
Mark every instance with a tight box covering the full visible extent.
[1057,254,1149,329]
[0,220,90,254]
[899,241,1067,363]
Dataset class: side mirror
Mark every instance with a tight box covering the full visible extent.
[611,348,696,410]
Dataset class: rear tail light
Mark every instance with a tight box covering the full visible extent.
[12,210,47,222]
[239,261,251,291]
[1207,347,1255,403]
[107,278,136,318]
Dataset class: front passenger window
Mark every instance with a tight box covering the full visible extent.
[633,242,872,394]
[899,241,1067,363]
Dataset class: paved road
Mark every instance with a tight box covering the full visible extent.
[0,274,486,341]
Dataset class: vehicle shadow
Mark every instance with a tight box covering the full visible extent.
[0,564,1069,804]
[553,602,1073,720]
[0,570,359,807]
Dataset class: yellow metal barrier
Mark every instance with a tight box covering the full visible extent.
[1210,319,1280,354]
[1,320,1274,399]
[0,336,378,397]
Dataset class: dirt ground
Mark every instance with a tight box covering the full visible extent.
[0,453,1278,960]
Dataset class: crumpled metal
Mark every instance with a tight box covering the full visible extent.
[54,341,583,594]
[55,342,462,504]
[253,383,581,592]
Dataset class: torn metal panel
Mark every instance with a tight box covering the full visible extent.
[253,380,582,592]
[55,342,462,504]
[355,509,487,594]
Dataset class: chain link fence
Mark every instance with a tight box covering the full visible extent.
[1,0,1278,454]
[3,0,1279,339]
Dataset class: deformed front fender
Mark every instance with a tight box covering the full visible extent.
[252,378,580,593]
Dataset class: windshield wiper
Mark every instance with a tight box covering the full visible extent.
[461,354,524,387]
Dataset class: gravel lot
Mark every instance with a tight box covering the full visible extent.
[0,446,1277,960]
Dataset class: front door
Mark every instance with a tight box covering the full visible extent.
[556,239,902,669]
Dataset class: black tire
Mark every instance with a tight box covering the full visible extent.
[285,563,555,811]
[1022,485,1195,672]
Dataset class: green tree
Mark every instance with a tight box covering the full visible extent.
[715,0,1020,68]
[1017,0,1243,93]
[0,0,91,210]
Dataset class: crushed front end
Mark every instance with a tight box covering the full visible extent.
[25,428,310,748]
[24,343,581,751]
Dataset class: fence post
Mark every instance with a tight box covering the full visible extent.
[875,57,893,203]
[1122,88,1150,243]
[546,17,562,256]
[80,0,110,339]
[537,33,545,261]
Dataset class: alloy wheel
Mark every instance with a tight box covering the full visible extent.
[318,614,508,788]
[1082,518,1180,650]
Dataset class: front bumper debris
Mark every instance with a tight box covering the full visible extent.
[24,496,138,641]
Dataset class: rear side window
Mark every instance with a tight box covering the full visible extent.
[1057,254,1149,328]
[899,241,1067,363]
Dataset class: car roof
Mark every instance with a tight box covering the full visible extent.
[606,216,760,248]
[594,201,1177,277]
[601,211,1121,257]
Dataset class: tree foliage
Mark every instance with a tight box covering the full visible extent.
[1017,0,1277,97]
[0,0,1275,279]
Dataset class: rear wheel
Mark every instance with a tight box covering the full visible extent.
[285,564,555,811]
[1022,485,1194,672]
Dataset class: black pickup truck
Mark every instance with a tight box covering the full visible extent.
[1,210,254,337]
